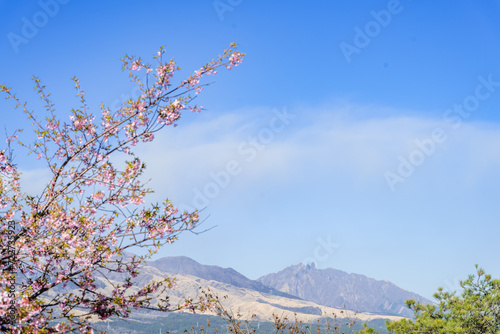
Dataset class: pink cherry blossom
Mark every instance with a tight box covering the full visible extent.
[0,43,244,333]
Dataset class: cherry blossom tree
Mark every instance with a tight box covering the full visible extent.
[0,43,244,333]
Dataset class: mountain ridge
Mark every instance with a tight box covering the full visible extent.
[85,254,431,320]
[257,262,433,318]
[147,256,300,300]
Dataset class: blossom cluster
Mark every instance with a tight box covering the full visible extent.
[0,43,244,333]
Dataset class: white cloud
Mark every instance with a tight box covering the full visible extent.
[93,104,500,209]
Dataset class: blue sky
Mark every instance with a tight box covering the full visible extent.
[1,0,500,301]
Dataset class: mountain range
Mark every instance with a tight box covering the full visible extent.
[257,262,431,318]
[143,256,431,318]
[79,255,433,332]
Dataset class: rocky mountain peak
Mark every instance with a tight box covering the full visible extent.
[258,264,432,318]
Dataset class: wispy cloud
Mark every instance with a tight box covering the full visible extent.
[137,104,500,209]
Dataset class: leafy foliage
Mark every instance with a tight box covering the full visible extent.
[386,265,500,333]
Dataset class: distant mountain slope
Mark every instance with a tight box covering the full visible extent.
[257,263,433,318]
[147,256,298,300]
[88,264,403,327]
[49,255,410,331]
